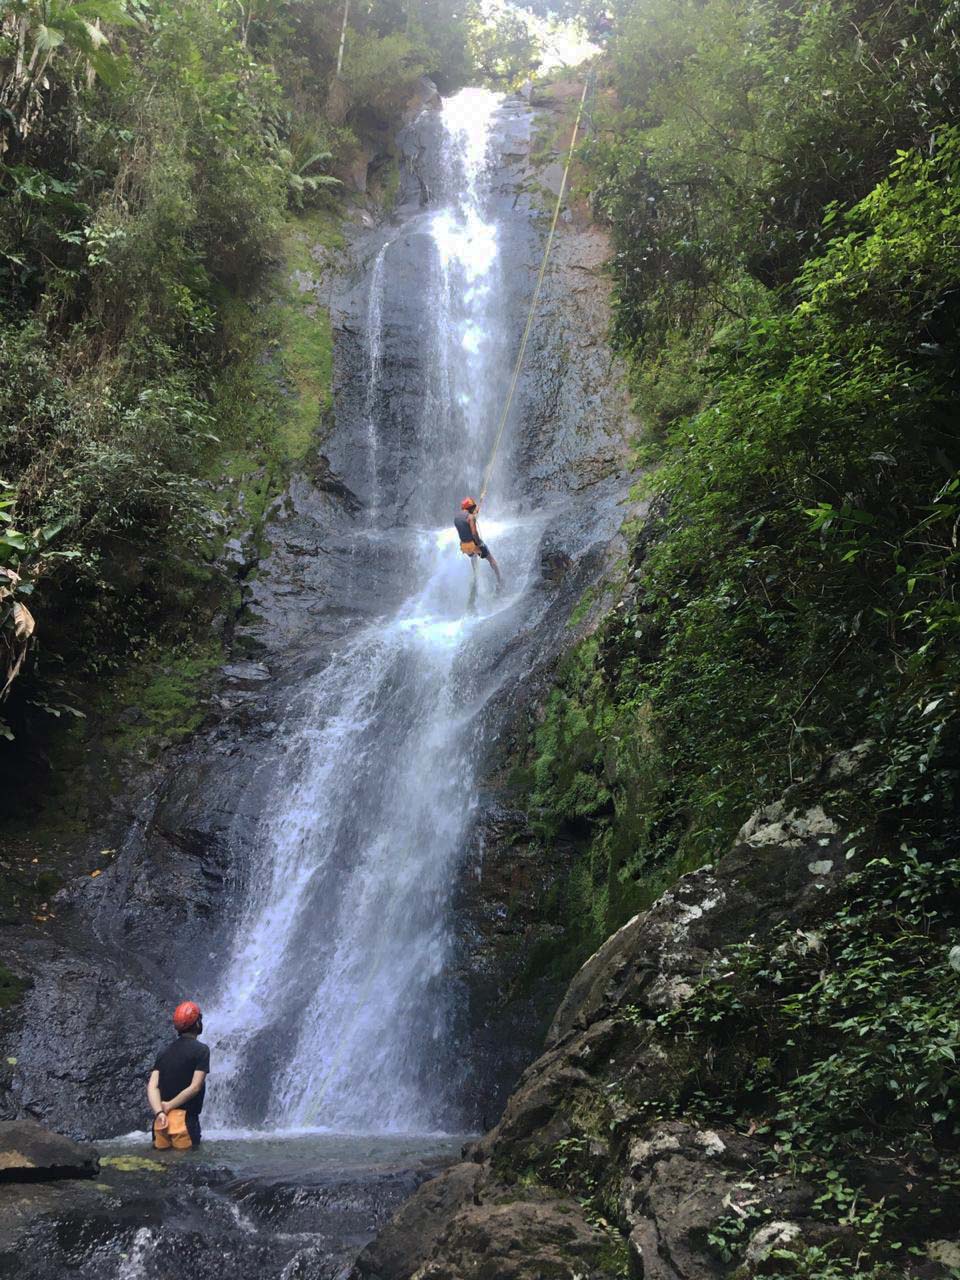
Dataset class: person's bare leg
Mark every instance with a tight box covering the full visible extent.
[486,551,503,589]
[467,556,478,612]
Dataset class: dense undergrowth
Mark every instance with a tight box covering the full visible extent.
[515,2,960,1271]
[526,0,960,964]
[0,0,536,769]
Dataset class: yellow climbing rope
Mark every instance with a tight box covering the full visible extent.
[479,75,592,503]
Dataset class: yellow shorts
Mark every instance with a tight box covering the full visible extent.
[153,1109,192,1150]
[460,540,489,559]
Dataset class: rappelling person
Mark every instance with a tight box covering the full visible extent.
[147,1000,210,1150]
[456,497,503,589]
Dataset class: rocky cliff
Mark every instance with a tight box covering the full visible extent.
[352,752,960,1279]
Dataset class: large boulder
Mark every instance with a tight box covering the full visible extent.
[0,1120,98,1182]
[354,1160,615,1280]
[349,762,884,1280]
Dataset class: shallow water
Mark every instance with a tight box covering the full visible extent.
[103,1130,467,1178]
[6,1133,465,1280]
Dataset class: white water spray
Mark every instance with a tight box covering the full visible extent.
[205,90,541,1134]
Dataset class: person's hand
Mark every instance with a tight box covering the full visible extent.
[154,1111,168,1131]
[161,1101,173,1115]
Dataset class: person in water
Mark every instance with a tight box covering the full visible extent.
[147,1001,210,1149]
[455,497,502,589]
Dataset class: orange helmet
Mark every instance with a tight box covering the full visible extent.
[461,497,477,510]
[173,1001,201,1032]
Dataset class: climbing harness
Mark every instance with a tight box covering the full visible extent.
[478,74,593,504]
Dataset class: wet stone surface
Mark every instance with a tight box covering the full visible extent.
[0,1135,460,1280]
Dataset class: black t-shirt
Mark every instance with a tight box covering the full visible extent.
[153,1036,210,1116]
[454,512,474,543]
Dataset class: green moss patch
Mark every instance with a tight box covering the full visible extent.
[209,206,342,532]
[273,209,344,461]
[100,1155,167,1174]
[107,641,223,750]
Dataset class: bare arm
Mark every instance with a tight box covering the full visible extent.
[147,1069,167,1129]
[161,1069,207,1114]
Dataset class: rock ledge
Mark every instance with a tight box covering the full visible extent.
[0,1120,99,1183]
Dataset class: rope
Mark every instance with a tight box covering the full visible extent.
[478,74,592,503]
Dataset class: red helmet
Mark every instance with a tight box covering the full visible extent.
[461,497,477,510]
[173,1001,201,1032]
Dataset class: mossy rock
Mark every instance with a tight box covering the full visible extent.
[100,1155,167,1174]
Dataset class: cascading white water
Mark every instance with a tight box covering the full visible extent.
[362,242,387,499]
[204,89,540,1133]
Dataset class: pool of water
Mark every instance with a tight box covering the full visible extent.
[102,1130,469,1180]
[11,1131,469,1280]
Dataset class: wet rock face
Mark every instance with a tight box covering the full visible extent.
[353,1161,614,1280]
[443,796,584,1132]
[620,1122,815,1280]
[0,1149,442,1280]
[332,91,633,525]
[6,951,165,1138]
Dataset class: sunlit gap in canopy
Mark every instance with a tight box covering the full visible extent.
[477,0,598,71]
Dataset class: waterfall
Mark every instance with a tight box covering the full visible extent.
[363,242,387,501]
[204,88,537,1134]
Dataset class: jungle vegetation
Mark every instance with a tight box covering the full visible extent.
[0,0,538,747]
[528,0,960,961]
[519,4,960,1266]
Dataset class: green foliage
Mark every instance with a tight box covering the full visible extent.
[341,29,431,119]
[0,0,514,750]
[761,1249,909,1280]
[529,115,960,964]
[0,963,27,1010]
[0,471,74,736]
[0,321,219,674]
[586,0,960,357]
[0,0,134,151]
[520,24,960,1267]
[636,844,960,1263]
[470,7,539,86]
[660,849,960,1156]
[628,129,960,864]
